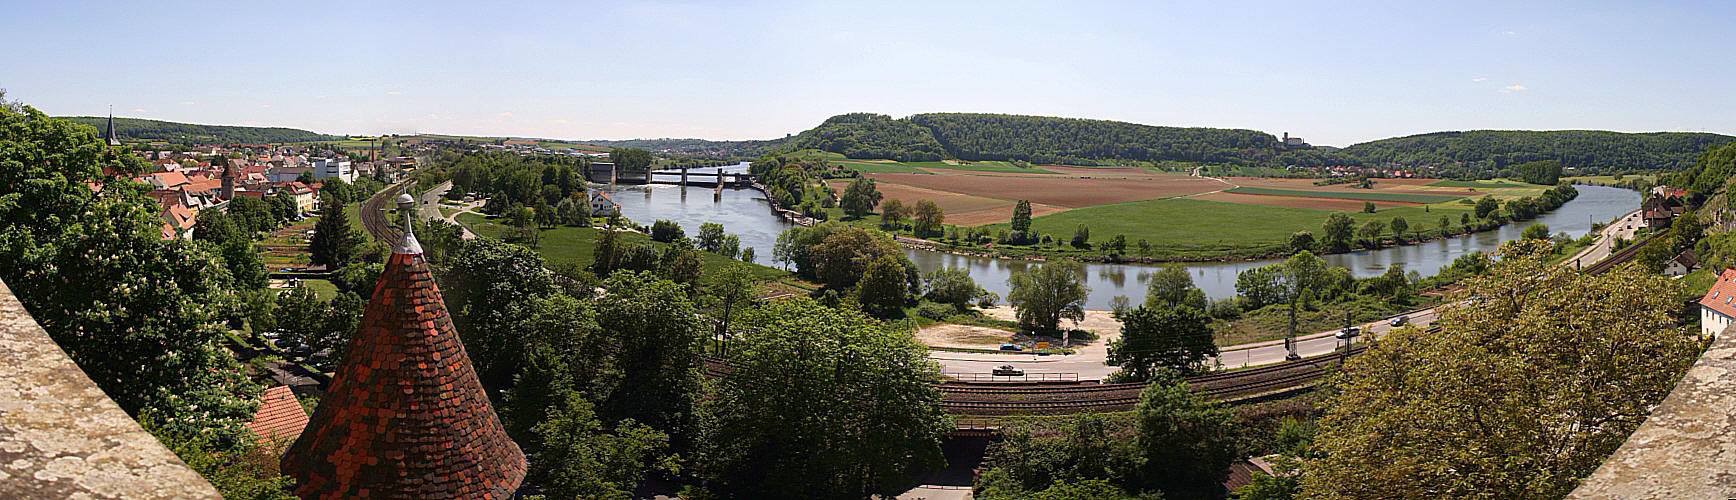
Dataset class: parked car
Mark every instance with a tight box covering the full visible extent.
[992,365,1024,376]
[1389,315,1409,327]
[999,343,1024,351]
[1335,326,1361,340]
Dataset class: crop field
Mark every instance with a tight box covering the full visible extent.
[1224,187,1465,204]
[1430,179,1541,189]
[867,173,1225,208]
[825,180,1068,226]
[830,159,925,174]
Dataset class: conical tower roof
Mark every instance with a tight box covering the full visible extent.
[282,228,525,499]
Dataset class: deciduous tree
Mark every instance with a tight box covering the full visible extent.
[1007,259,1090,332]
[1108,305,1218,378]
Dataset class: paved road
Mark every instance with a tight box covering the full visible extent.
[933,308,1438,381]
[1567,209,1642,269]
[417,180,478,240]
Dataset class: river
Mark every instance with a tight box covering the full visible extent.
[611,164,1642,309]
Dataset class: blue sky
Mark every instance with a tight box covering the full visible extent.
[4,0,1732,146]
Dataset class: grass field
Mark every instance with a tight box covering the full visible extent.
[1225,187,1464,204]
[302,279,338,300]
[831,160,926,174]
[904,161,1058,175]
[972,197,1479,259]
[1202,166,1292,177]
[455,213,788,280]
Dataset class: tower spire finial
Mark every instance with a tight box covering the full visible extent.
[394,192,421,254]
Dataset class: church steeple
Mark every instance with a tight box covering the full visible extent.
[103,106,120,147]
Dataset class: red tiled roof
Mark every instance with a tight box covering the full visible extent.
[282,250,526,499]
[1701,270,1736,319]
[248,386,309,443]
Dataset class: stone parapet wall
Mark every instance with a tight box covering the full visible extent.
[1570,330,1736,498]
[0,278,220,499]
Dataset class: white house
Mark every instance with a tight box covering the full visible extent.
[590,191,618,217]
[1699,269,1736,338]
[1665,249,1699,278]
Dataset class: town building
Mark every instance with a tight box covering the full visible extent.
[1699,269,1736,338]
[311,157,354,183]
[1665,249,1699,277]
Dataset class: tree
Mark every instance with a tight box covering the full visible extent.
[556,194,590,226]
[1071,224,1090,247]
[704,263,757,346]
[1322,213,1354,251]
[1362,201,1376,213]
[1438,215,1452,237]
[657,244,705,288]
[912,199,945,237]
[1303,258,1701,498]
[309,194,360,269]
[1235,266,1285,310]
[1131,377,1242,499]
[533,390,672,500]
[923,268,989,310]
[696,222,727,252]
[719,234,741,259]
[1389,217,1409,243]
[1521,223,1551,240]
[855,255,909,318]
[608,148,654,171]
[839,176,883,219]
[1011,199,1033,237]
[595,271,704,446]
[1108,305,1218,378]
[649,220,684,243]
[509,204,539,245]
[1144,264,1205,311]
[438,238,559,383]
[1474,196,1500,218]
[1007,259,1090,332]
[880,198,907,229]
[1289,231,1315,252]
[296,171,315,184]
[707,299,949,498]
[807,225,902,289]
[1357,220,1386,248]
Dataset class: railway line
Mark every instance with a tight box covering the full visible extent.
[358,178,415,241]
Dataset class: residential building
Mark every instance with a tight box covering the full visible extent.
[1699,269,1736,338]
[312,157,354,183]
[591,190,619,217]
[1666,249,1699,277]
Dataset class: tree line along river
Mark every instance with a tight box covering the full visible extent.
[615,163,1642,309]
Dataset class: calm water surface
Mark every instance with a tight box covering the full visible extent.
[606,164,1642,309]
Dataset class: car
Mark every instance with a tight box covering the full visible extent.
[1335,326,1361,340]
[1389,315,1409,327]
[992,365,1024,376]
[999,343,1024,351]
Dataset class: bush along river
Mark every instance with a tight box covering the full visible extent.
[607,167,1641,309]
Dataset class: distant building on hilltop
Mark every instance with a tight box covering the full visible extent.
[1282,132,1310,149]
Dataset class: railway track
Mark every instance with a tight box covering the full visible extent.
[358,178,416,242]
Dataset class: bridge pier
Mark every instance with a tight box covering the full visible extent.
[680,166,688,186]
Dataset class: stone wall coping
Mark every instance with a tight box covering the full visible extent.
[1569,328,1736,498]
[0,278,220,499]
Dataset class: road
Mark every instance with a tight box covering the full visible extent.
[1566,209,1642,269]
[417,180,478,240]
[932,307,1438,381]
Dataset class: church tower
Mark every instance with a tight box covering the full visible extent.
[103,107,121,147]
[282,193,526,499]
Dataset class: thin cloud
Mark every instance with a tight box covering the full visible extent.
[1471,77,1487,82]
[498,111,513,117]
[260,104,272,108]
[180,101,196,105]
[385,91,402,95]
[315,95,328,99]
[1502,30,1516,36]
[131,108,147,113]
[1499,85,1527,93]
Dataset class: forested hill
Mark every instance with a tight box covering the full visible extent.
[57,116,344,144]
[574,137,787,157]
[784,112,1286,165]
[1343,130,1736,174]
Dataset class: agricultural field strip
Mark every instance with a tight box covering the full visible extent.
[1224,186,1465,203]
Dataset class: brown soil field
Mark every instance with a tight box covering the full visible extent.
[1225,177,1477,197]
[1191,192,1421,211]
[913,167,1055,177]
[948,203,1070,226]
[826,179,1013,218]
[868,173,1226,208]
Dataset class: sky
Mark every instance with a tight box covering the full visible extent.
[4,0,1734,147]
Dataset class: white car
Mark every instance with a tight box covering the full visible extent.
[992,365,1024,376]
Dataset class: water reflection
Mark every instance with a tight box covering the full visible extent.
[604,168,1640,309]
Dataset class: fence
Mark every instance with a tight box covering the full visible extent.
[943,372,1080,383]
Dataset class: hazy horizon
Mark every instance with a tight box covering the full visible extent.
[8,1,1735,147]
